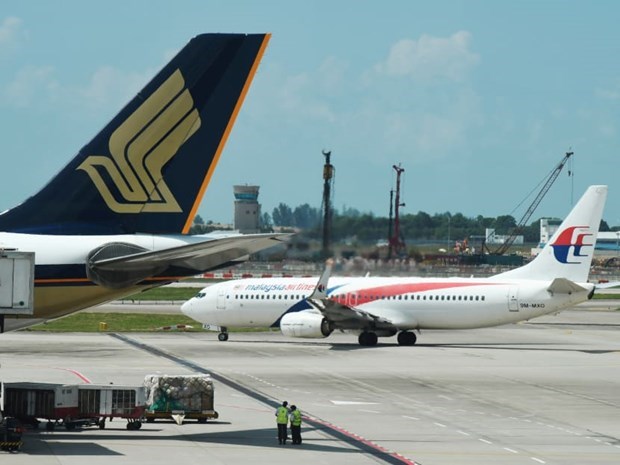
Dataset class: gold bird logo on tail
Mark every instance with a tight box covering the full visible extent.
[78,69,201,213]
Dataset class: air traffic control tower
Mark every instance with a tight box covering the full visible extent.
[233,185,261,233]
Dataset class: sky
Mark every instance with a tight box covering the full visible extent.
[1,0,619,227]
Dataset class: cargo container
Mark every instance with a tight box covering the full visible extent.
[144,374,218,424]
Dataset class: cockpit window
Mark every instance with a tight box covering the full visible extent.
[195,292,206,299]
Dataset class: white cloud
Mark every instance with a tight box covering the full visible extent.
[4,65,57,107]
[379,88,483,160]
[2,64,151,111]
[0,17,23,49]
[249,60,341,123]
[599,123,616,137]
[77,65,153,109]
[375,31,480,82]
[596,83,620,101]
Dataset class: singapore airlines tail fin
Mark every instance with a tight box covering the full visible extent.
[494,185,607,283]
[0,33,270,235]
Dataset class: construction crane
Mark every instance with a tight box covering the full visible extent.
[321,150,334,259]
[492,151,573,255]
[388,164,406,258]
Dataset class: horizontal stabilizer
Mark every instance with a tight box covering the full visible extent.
[547,278,587,295]
[594,281,620,290]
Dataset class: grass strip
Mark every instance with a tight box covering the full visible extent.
[24,312,270,333]
[122,287,200,301]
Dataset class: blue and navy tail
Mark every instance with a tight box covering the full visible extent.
[0,33,270,235]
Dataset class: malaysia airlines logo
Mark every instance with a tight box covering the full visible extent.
[550,226,593,264]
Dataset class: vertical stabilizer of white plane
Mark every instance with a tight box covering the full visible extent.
[493,185,607,282]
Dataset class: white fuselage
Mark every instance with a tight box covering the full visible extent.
[182,276,593,331]
[0,231,237,323]
[0,232,217,265]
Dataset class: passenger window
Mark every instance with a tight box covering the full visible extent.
[481,296,485,301]
[475,296,479,301]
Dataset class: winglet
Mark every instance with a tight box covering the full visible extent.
[309,258,334,300]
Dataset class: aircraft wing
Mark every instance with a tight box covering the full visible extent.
[306,297,394,328]
[306,259,394,329]
[87,233,290,288]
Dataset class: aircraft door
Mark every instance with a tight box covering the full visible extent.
[216,286,227,310]
[508,286,519,312]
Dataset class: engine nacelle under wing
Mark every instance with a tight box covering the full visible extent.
[280,311,333,338]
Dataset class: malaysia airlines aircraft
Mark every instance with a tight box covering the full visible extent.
[0,33,288,332]
[182,185,607,346]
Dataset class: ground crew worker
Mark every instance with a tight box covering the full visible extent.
[275,401,289,444]
[289,405,302,444]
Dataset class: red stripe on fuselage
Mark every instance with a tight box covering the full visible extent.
[332,282,500,305]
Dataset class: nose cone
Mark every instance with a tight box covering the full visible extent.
[181,298,194,317]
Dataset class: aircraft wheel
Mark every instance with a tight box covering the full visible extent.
[397,331,417,346]
[46,422,55,431]
[358,331,378,346]
[218,332,229,342]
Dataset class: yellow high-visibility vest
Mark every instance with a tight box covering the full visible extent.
[276,406,288,424]
[291,409,302,426]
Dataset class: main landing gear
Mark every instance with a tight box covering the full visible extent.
[357,330,418,346]
[358,331,378,346]
[397,331,417,346]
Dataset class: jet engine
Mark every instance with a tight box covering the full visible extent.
[86,242,164,288]
[280,311,333,338]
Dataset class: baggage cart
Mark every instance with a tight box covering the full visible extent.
[77,384,147,430]
[144,374,218,425]
[2,382,146,431]
[2,382,78,430]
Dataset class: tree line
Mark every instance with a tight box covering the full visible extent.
[191,202,612,243]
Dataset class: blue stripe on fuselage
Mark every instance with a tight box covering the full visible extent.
[269,283,347,327]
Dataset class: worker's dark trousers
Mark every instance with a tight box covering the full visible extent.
[277,423,287,444]
[291,425,302,444]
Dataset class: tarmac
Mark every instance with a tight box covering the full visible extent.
[1,308,620,465]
